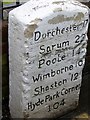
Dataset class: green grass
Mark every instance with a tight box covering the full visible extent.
[3,2,13,4]
[3,0,16,5]
[3,2,15,4]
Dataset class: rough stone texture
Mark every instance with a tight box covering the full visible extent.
[19,0,90,3]
[9,0,89,118]
[78,0,90,11]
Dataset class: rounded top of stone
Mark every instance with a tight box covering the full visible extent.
[9,0,89,25]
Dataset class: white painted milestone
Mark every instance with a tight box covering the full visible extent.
[9,0,89,118]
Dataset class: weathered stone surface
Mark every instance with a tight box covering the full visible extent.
[77,0,90,9]
[19,0,90,3]
[9,0,89,118]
